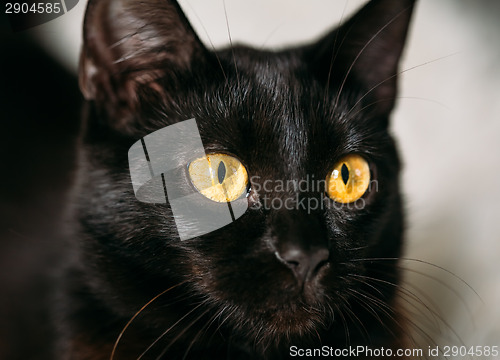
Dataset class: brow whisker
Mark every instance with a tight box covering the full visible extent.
[182,0,228,83]
[222,0,240,90]
[259,19,288,50]
[345,53,459,116]
[346,95,452,121]
[323,0,350,106]
[333,6,413,113]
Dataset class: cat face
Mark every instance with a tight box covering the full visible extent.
[77,0,415,354]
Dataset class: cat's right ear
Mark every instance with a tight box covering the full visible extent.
[79,0,208,134]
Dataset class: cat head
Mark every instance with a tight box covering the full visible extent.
[77,0,415,353]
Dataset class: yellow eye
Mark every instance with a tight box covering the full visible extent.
[326,154,370,203]
[188,154,248,203]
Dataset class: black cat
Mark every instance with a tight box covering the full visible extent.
[57,0,417,358]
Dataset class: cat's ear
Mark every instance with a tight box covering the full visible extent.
[79,0,207,134]
[305,0,416,117]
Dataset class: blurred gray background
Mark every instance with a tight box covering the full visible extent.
[23,0,500,355]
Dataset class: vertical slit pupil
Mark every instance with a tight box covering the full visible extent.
[217,161,226,184]
[341,163,349,185]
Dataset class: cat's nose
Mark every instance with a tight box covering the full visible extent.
[277,245,329,284]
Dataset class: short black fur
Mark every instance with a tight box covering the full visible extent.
[58,0,417,358]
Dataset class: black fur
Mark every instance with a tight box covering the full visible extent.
[58,0,416,358]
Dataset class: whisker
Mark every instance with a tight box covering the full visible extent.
[259,19,288,50]
[136,300,206,360]
[346,95,452,121]
[393,295,452,359]
[346,288,394,335]
[399,96,452,111]
[353,278,430,342]
[346,276,438,356]
[253,319,267,348]
[350,272,467,349]
[337,293,371,345]
[181,308,223,360]
[110,281,187,360]
[156,307,212,360]
[357,259,469,315]
[210,306,237,344]
[400,257,481,302]
[313,327,322,344]
[347,287,430,356]
[322,0,350,105]
[333,5,413,113]
[350,272,444,329]
[331,300,351,345]
[393,276,445,332]
[324,296,336,325]
[222,0,240,89]
[182,0,228,83]
[349,257,481,301]
[346,245,370,252]
[345,53,459,117]
[361,264,450,327]
[395,265,476,327]
[345,281,407,332]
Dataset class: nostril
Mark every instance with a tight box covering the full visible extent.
[275,246,329,283]
[307,248,330,276]
[276,248,302,266]
[310,248,329,270]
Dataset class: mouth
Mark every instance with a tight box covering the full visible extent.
[270,306,329,332]
[223,297,333,346]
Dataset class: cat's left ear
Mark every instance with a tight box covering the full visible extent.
[305,0,416,117]
[79,0,208,134]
